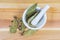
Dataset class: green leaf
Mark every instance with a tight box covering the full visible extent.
[10,17,18,33]
[26,3,37,19]
[21,22,26,32]
[28,13,38,27]
[23,29,36,36]
[27,10,40,28]
[17,18,26,32]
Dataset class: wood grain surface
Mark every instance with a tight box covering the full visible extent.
[0,0,59,3]
[0,0,60,40]
[0,3,60,28]
[0,30,60,40]
[0,3,60,21]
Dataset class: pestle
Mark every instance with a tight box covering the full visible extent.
[31,5,50,26]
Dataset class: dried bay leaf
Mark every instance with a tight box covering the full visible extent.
[10,16,18,33]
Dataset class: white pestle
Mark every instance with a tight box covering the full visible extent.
[31,5,50,26]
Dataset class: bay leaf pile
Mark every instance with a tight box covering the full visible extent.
[10,3,40,36]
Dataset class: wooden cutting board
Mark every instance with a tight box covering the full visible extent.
[0,0,60,40]
[0,30,60,40]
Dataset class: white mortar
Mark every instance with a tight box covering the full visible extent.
[22,5,49,30]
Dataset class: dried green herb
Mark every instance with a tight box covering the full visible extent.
[17,18,22,30]
[9,3,38,36]
[23,29,36,36]
[21,22,26,32]
[27,10,40,28]
[23,3,38,35]
[17,18,26,32]
[10,16,18,33]
[26,3,37,19]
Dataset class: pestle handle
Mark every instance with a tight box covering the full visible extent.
[31,5,50,26]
